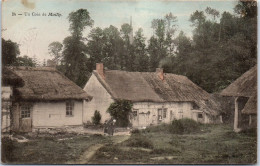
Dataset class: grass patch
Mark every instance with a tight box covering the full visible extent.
[4,134,111,164]
[124,133,153,149]
[90,124,257,164]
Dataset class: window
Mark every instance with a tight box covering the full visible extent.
[192,103,199,110]
[66,101,74,116]
[132,109,138,120]
[132,109,138,117]
[21,105,31,118]
[163,108,167,118]
[178,110,183,119]
[198,113,203,118]
[158,108,167,120]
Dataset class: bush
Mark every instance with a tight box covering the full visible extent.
[107,100,133,127]
[92,110,101,125]
[169,118,201,134]
[143,119,202,135]
[130,129,141,134]
[1,137,14,163]
[125,134,153,149]
[144,123,169,133]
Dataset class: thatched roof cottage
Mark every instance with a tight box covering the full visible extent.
[3,67,91,132]
[221,65,257,131]
[83,63,221,127]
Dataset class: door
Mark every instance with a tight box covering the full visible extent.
[139,113,147,127]
[19,105,32,132]
[130,109,139,127]
[170,110,174,121]
[158,109,162,124]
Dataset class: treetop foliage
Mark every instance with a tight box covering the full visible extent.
[3,1,256,93]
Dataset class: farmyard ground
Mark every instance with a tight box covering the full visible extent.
[2,124,257,164]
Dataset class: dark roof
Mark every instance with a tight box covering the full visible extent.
[242,93,257,114]
[221,66,257,97]
[93,70,220,115]
[7,66,91,101]
[2,67,24,87]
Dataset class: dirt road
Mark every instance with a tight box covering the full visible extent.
[67,135,130,164]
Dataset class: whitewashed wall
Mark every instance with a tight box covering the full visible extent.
[83,74,113,123]
[83,74,213,127]
[2,86,12,99]
[1,86,12,132]
[32,101,83,127]
[131,102,198,127]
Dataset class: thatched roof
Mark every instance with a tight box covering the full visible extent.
[221,66,257,97]
[7,66,91,101]
[2,67,24,87]
[242,93,257,114]
[93,70,220,115]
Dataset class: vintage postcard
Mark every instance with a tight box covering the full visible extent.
[1,0,257,164]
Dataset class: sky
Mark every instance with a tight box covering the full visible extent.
[2,0,238,63]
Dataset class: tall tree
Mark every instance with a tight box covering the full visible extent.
[87,27,106,70]
[2,38,20,66]
[102,25,124,70]
[48,41,63,65]
[120,23,134,71]
[62,9,94,87]
[164,13,177,56]
[149,13,177,71]
[133,28,149,72]
[205,7,220,20]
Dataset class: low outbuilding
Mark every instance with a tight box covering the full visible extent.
[221,66,257,131]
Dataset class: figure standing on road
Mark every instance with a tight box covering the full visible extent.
[104,118,116,136]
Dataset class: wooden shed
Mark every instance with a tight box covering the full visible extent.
[221,66,257,131]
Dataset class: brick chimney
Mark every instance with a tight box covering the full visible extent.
[96,63,105,79]
[156,68,164,80]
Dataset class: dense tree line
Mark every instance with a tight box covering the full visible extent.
[2,1,256,92]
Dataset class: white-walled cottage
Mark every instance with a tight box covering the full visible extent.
[5,67,92,132]
[83,63,221,127]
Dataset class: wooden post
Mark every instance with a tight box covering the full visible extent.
[234,97,240,132]
[249,115,252,126]
[220,115,223,123]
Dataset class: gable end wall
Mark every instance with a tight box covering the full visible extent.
[83,74,114,124]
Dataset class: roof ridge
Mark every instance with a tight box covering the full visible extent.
[104,69,187,77]
[7,66,57,72]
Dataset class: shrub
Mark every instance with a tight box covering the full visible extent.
[107,100,133,127]
[130,129,141,134]
[125,134,153,149]
[169,118,201,134]
[92,110,101,125]
[144,123,169,133]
